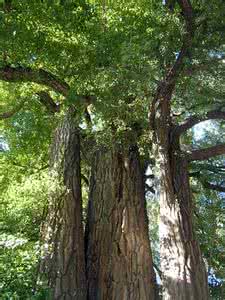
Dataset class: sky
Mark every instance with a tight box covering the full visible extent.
[193,120,213,141]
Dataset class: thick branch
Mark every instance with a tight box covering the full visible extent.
[172,110,225,139]
[37,91,60,113]
[165,0,194,84]
[0,66,69,96]
[188,144,225,161]
[150,0,194,128]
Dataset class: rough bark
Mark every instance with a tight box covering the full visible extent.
[85,144,156,300]
[0,66,69,96]
[155,102,209,300]
[149,0,209,297]
[41,107,86,300]
[188,144,225,161]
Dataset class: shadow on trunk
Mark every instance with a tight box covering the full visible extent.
[40,108,87,300]
[85,144,157,300]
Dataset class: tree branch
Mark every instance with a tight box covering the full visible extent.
[172,110,225,139]
[0,66,69,96]
[145,183,155,194]
[189,171,225,192]
[188,144,225,161]
[196,164,225,174]
[145,174,155,180]
[0,100,25,119]
[81,174,89,186]
[202,181,225,193]
[165,0,194,83]
[0,91,60,120]
[36,91,60,113]
[12,160,49,174]
[183,56,225,76]
[189,164,225,176]
[1,0,12,12]
[150,0,194,128]
[189,171,201,177]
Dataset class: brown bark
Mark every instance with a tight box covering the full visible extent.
[160,155,209,300]
[36,91,60,113]
[85,144,156,300]
[148,1,209,298]
[0,66,69,96]
[188,144,225,161]
[41,108,86,300]
[154,100,209,299]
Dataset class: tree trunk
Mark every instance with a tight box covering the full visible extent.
[155,103,209,299]
[41,108,87,300]
[85,145,156,300]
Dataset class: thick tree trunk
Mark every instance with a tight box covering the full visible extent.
[41,108,87,300]
[155,104,209,299]
[149,2,208,296]
[85,145,156,300]
[159,153,209,299]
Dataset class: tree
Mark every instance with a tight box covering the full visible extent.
[1,1,225,299]
[40,107,87,300]
[149,1,225,299]
[85,142,156,300]
[0,2,159,297]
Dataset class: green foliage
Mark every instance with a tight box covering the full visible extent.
[0,237,51,299]
[190,121,225,282]
[1,171,50,237]
[146,196,160,266]
[195,190,225,278]
[0,172,50,299]
[0,169,58,298]
[0,0,225,297]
